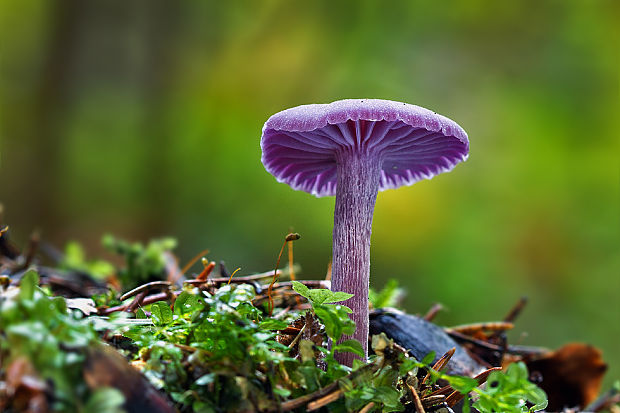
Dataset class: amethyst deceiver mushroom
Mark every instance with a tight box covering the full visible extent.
[260,99,469,366]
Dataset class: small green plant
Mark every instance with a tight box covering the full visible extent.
[291,281,364,358]
[369,279,404,309]
[120,284,295,411]
[291,282,412,411]
[0,271,124,412]
[102,234,177,288]
[0,252,552,413]
[60,241,115,279]
[415,352,547,412]
[470,362,548,413]
[118,281,401,411]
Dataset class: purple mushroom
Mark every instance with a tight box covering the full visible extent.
[260,99,469,366]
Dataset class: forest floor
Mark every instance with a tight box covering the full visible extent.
[0,226,618,413]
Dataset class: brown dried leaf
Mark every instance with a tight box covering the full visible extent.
[3,357,49,413]
[526,343,607,410]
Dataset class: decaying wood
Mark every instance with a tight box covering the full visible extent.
[84,345,176,413]
[369,309,485,377]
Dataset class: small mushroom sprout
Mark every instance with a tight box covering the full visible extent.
[261,99,469,366]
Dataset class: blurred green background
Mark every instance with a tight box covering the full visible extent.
[1,0,618,384]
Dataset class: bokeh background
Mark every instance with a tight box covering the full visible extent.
[1,0,618,384]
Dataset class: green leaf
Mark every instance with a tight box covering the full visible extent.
[339,304,353,314]
[527,387,548,411]
[19,270,39,300]
[307,289,353,304]
[174,292,200,315]
[258,319,288,330]
[398,358,418,376]
[333,339,364,357]
[313,303,355,342]
[368,279,403,308]
[307,289,332,304]
[136,308,147,319]
[273,387,291,397]
[84,387,125,413]
[373,386,403,410]
[420,351,436,366]
[64,242,86,267]
[506,361,528,382]
[292,282,353,304]
[472,361,548,413]
[150,301,173,326]
[447,375,478,394]
[61,241,115,279]
[296,365,321,393]
[291,281,310,299]
[462,397,471,413]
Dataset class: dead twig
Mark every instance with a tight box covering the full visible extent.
[503,296,528,323]
[358,402,375,413]
[445,322,514,336]
[307,389,343,411]
[120,281,171,301]
[407,381,426,413]
[586,388,620,412]
[280,361,380,411]
[125,291,148,313]
[423,302,443,321]
[180,249,210,277]
[445,367,502,407]
[280,380,340,411]
[184,270,285,285]
[287,324,306,349]
[99,291,175,315]
[446,330,506,352]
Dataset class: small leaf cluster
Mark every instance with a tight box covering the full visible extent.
[102,234,177,288]
[369,279,404,309]
[291,281,363,357]
[292,283,409,411]
[1,266,550,413]
[60,241,115,280]
[121,282,375,412]
[0,271,124,412]
[471,362,548,413]
[415,351,547,413]
[120,284,297,412]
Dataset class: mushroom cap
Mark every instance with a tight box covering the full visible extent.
[261,99,469,197]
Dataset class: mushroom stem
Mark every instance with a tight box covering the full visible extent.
[332,150,381,366]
